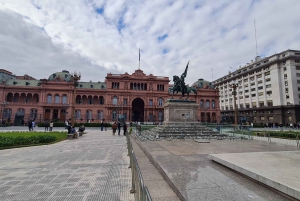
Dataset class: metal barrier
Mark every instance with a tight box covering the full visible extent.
[126,135,152,201]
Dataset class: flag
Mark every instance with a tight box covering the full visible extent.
[139,48,140,61]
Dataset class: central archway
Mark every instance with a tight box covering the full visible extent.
[132,98,145,122]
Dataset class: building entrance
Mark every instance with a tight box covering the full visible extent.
[132,98,144,122]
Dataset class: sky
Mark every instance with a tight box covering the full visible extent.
[0,0,300,85]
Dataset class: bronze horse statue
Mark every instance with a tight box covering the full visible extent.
[169,75,197,99]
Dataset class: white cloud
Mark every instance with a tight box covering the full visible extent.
[1,0,300,85]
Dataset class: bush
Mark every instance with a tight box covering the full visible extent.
[0,135,57,147]
[37,122,112,127]
[253,124,265,128]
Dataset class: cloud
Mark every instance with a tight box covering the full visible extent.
[1,0,300,85]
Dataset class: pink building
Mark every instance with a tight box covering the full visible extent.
[0,68,220,125]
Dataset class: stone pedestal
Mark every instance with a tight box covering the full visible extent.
[163,99,198,125]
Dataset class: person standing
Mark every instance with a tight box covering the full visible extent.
[100,119,104,131]
[50,121,53,131]
[104,120,107,131]
[32,120,35,131]
[112,122,117,135]
[123,123,127,136]
[45,120,49,131]
[28,119,32,131]
[117,121,121,135]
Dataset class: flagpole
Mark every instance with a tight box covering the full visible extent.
[139,48,140,70]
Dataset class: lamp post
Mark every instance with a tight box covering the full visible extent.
[230,81,238,127]
[63,103,69,123]
[1,101,8,126]
[71,71,81,127]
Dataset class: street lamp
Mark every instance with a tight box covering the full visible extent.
[1,101,8,126]
[63,103,69,122]
[71,71,81,126]
[230,81,238,127]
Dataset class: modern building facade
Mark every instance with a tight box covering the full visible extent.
[0,68,220,126]
[213,49,300,125]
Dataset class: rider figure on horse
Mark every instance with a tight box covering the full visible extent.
[180,61,189,94]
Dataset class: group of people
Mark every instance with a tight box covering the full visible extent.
[44,120,54,131]
[111,121,132,136]
[27,119,35,131]
[65,120,85,139]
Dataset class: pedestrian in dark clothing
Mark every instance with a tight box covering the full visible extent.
[112,122,117,135]
[28,120,32,131]
[104,120,107,131]
[117,121,121,135]
[45,121,49,131]
[123,124,127,136]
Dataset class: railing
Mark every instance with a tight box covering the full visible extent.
[126,135,152,201]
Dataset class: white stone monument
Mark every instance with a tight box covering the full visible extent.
[163,99,198,125]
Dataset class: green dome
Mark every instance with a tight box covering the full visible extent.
[48,70,72,82]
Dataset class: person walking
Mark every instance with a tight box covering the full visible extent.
[50,121,53,131]
[112,122,117,135]
[117,121,121,135]
[28,119,32,131]
[123,123,127,136]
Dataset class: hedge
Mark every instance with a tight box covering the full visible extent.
[0,135,56,147]
[37,122,112,127]
[255,131,299,139]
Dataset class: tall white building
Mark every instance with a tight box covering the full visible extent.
[213,49,300,125]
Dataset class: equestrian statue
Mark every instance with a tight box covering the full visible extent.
[169,61,197,100]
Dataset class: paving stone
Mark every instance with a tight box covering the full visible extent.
[0,130,134,201]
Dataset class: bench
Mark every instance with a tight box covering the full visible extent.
[67,133,80,139]
[67,134,74,139]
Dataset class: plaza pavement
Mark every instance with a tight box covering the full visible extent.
[134,136,300,201]
[0,129,134,201]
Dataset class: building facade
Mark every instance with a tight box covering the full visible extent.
[0,68,220,125]
[213,49,300,125]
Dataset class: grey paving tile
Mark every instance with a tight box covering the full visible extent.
[0,130,134,201]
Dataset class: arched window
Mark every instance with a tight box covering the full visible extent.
[158,98,163,106]
[47,94,52,104]
[3,108,12,119]
[112,110,117,120]
[158,111,163,121]
[88,96,93,104]
[130,83,133,90]
[62,95,68,104]
[17,108,25,114]
[30,109,38,119]
[86,110,92,120]
[99,96,104,104]
[97,110,103,120]
[75,110,81,119]
[211,100,216,108]
[112,96,118,105]
[206,100,210,108]
[55,94,60,104]
[200,100,204,108]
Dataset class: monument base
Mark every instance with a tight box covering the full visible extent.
[163,99,199,125]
